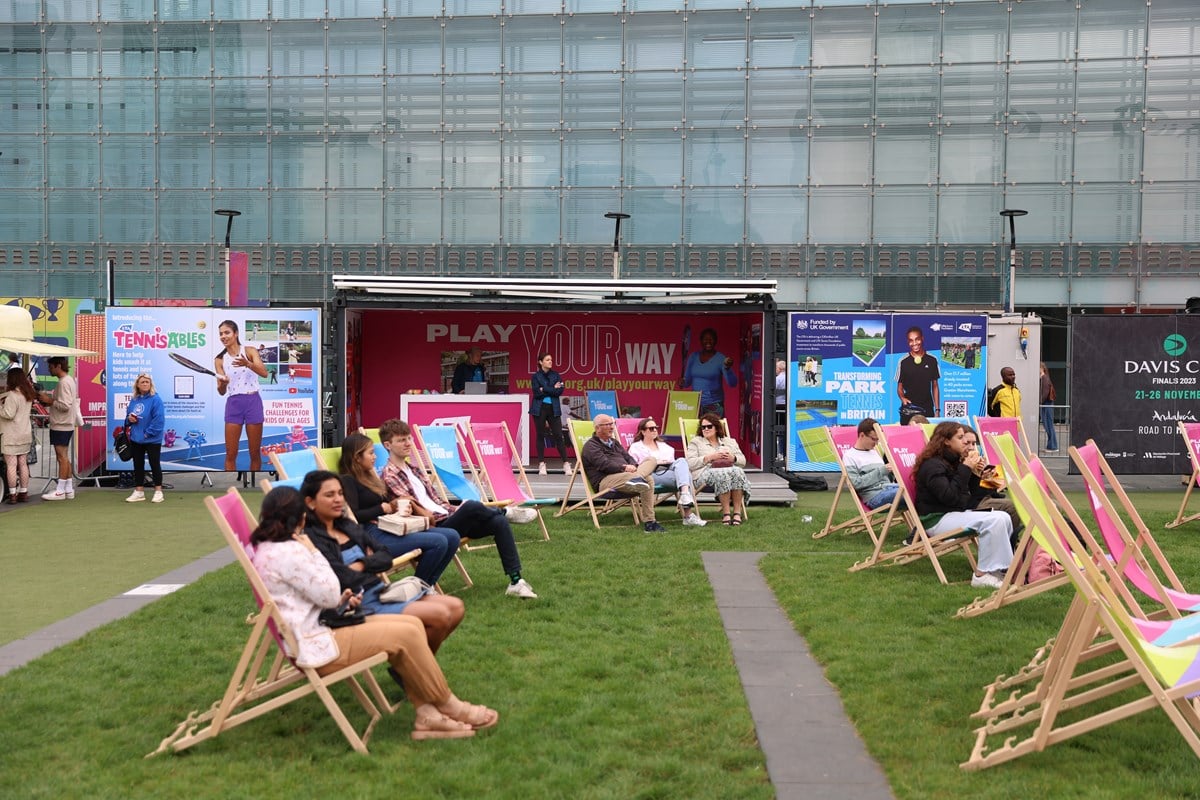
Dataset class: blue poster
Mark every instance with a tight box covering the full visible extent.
[106,308,321,471]
[786,313,987,471]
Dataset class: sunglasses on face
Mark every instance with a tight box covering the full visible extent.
[699,424,715,430]
[643,426,658,431]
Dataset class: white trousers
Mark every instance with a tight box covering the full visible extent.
[926,509,1013,574]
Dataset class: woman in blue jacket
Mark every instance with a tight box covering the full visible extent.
[125,373,166,503]
[529,352,569,472]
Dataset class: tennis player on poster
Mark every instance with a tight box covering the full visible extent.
[214,320,268,471]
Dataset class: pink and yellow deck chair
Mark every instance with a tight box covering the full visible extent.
[555,418,644,528]
[462,420,553,543]
[816,424,904,542]
[1167,421,1200,530]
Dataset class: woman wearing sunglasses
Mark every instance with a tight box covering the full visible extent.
[686,413,750,526]
[628,418,707,527]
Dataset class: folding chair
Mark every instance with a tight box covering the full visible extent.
[848,423,977,585]
[962,472,1200,771]
[411,424,507,509]
[815,425,904,541]
[973,415,1033,459]
[586,390,619,420]
[554,418,643,528]
[1166,421,1200,530]
[268,447,322,481]
[461,420,554,542]
[149,488,400,756]
[313,445,344,474]
[677,416,747,518]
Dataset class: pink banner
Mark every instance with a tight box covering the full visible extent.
[226,251,249,307]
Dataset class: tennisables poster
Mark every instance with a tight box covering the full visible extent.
[785,313,988,471]
[105,308,321,472]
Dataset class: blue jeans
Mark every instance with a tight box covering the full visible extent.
[1040,404,1058,450]
[359,581,423,614]
[368,525,462,586]
[863,483,899,510]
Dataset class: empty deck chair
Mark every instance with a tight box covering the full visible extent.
[816,424,903,541]
[268,447,322,481]
[462,420,553,542]
[1167,421,1200,530]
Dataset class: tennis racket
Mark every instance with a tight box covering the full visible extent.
[169,352,217,377]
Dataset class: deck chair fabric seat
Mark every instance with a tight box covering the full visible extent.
[817,424,904,541]
[462,421,553,542]
[1167,421,1200,530]
[268,447,323,482]
[555,419,644,528]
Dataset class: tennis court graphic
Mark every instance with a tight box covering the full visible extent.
[789,403,839,469]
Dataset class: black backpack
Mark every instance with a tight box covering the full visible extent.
[986,385,1003,417]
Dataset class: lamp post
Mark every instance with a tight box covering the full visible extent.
[215,208,242,249]
[999,208,1027,314]
[604,211,630,280]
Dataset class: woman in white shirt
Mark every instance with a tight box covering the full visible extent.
[628,418,706,527]
[250,485,498,740]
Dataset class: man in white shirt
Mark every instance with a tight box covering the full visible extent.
[38,357,80,501]
[839,418,899,510]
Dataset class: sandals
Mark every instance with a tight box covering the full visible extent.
[721,513,732,526]
[731,513,742,526]
[412,707,475,740]
[440,698,500,731]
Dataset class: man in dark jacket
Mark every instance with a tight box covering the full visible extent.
[580,414,665,533]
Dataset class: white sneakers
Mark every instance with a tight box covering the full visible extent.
[504,505,538,524]
[126,489,145,503]
[679,488,695,508]
[537,462,548,475]
[682,512,707,527]
[562,462,573,476]
[505,578,538,599]
[152,490,165,503]
[41,490,74,501]
[971,572,1004,590]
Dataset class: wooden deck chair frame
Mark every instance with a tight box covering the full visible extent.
[972,415,1033,460]
[816,424,904,541]
[554,418,644,528]
[962,472,1200,771]
[460,420,553,543]
[150,488,400,756]
[1167,421,1200,530]
[268,446,323,481]
[677,416,749,519]
[410,423,506,556]
[848,423,976,585]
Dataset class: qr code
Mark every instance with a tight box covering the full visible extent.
[943,401,968,419]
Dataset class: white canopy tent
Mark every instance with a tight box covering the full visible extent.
[0,305,96,360]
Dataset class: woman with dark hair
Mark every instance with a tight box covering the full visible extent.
[338,433,462,589]
[686,412,750,526]
[213,319,267,471]
[529,352,569,474]
[250,486,496,739]
[0,365,36,503]
[682,327,737,416]
[300,469,465,653]
[913,421,1014,590]
[629,417,706,527]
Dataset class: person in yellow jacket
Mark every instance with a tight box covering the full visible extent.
[994,367,1021,417]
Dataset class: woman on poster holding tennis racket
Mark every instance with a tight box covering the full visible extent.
[214,320,268,471]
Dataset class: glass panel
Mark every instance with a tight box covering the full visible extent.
[272,77,325,131]
[328,76,384,130]
[388,75,442,130]
[1011,4,1077,62]
[504,132,560,188]
[215,78,269,132]
[748,69,807,127]
[684,129,743,186]
[684,188,743,243]
[447,0,500,15]
[504,16,562,73]
[48,135,99,187]
[940,126,1003,184]
[1142,186,1200,241]
[625,187,682,243]
[158,189,212,242]
[159,0,210,20]
[503,188,560,244]
[272,134,326,188]
[1074,124,1140,182]
[629,0,681,11]
[1145,57,1200,120]
[100,23,155,78]
[214,0,269,18]
[45,24,99,77]
[810,128,869,185]
[46,0,98,21]
[1008,62,1075,124]
[214,136,268,188]
[811,67,871,126]
[876,4,939,66]
[873,188,935,244]
[507,0,561,13]
[213,190,267,240]
[1143,122,1200,182]
[0,136,43,188]
[625,70,683,128]
[942,2,1007,64]
[386,189,440,243]
[5,78,43,132]
[101,190,154,240]
[46,79,100,132]
[625,130,682,186]
[685,70,744,128]
[1,25,42,78]
[1004,126,1070,184]
[390,0,441,15]
[270,191,326,242]
[444,190,500,241]
[808,188,868,243]
[749,10,810,69]
[811,7,873,68]
[444,134,501,188]
[328,21,383,76]
[563,132,620,187]
[100,0,155,20]
[1076,60,1144,122]
[1148,0,1200,59]
[562,72,621,130]
[328,134,383,189]
[102,135,154,187]
[686,12,746,71]
[0,191,43,241]
[875,66,937,124]
[329,0,382,16]
[1072,184,1139,241]
[747,130,806,186]
[101,80,155,132]
[747,188,805,244]
[159,134,212,188]
[215,22,268,76]
[1000,186,1070,242]
[272,22,326,77]
[159,79,212,132]
[941,63,1006,124]
[563,14,621,72]
[272,0,325,19]
[49,190,99,240]
[158,21,212,77]
[386,18,442,74]
[328,191,382,241]
[625,14,684,71]
[444,18,501,74]
[937,186,1001,244]
[562,188,618,244]
[502,73,562,131]
[873,127,936,185]
[1078,0,1146,59]
[385,134,441,189]
[443,75,501,130]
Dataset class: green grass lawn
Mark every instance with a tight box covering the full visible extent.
[1,488,1198,798]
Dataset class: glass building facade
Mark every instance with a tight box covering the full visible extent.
[2,0,1199,307]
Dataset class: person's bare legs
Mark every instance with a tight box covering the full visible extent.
[54,443,70,480]
[718,491,731,518]
[401,595,465,653]
[223,422,243,470]
[731,489,745,516]
[246,423,263,471]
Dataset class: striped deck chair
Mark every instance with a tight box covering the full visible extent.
[462,420,553,542]
[554,418,643,528]
[816,424,904,542]
[963,472,1200,771]
[1167,421,1200,530]
[268,447,322,481]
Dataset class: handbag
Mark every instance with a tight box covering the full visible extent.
[26,437,37,466]
[113,427,134,462]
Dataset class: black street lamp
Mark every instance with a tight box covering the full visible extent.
[1000,208,1027,314]
[604,211,630,280]
[215,208,242,250]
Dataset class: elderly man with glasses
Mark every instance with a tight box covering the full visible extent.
[580,414,666,533]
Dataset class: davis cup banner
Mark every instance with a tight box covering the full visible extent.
[1072,315,1200,474]
[786,312,988,471]
[105,308,321,471]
